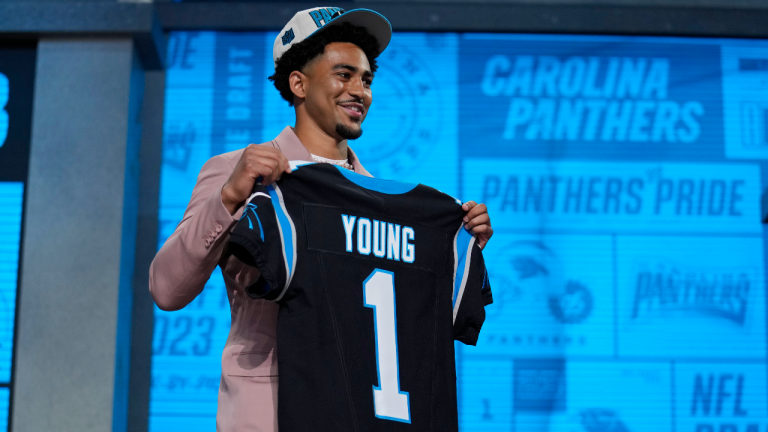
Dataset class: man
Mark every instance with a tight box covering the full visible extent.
[149,7,493,432]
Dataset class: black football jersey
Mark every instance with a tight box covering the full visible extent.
[228,162,492,432]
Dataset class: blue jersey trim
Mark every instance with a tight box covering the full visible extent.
[333,166,418,195]
[266,184,296,299]
[452,226,473,309]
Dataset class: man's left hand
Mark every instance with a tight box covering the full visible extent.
[462,201,493,249]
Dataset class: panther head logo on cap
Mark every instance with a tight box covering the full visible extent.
[281,28,295,46]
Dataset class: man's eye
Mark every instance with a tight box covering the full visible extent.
[338,73,349,78]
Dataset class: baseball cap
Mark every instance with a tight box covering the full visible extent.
[273,7,392,67]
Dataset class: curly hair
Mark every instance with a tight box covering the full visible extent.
[269,22,381,106]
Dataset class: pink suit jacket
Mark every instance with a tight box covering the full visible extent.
[149,126,371,432]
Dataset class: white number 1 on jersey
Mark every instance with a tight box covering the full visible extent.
[363,269,411,423]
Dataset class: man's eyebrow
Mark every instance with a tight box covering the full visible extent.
[332,63,373,78]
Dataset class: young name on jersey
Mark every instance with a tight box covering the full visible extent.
[341,214,415,263]
[304,204,448,275]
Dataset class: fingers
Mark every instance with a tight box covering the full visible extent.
[466,214,492,249]
[461,201,493,248]
[246,155,277,184]
[223,144,294,211]
[243,144,291,185]
[253,157,280,185]
[463,202,487,224]
[469,223,493,236]
[464,212,490,231]
[473,225,494,249]
[266,145,291,174]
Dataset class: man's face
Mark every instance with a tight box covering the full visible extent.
[301,42,373,140]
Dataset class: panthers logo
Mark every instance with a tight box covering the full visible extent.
[549,280,594,324]
[580,408,631,432]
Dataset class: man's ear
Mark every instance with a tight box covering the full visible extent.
[289,70,307,101]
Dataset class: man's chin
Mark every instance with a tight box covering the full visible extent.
[336,123,363,140]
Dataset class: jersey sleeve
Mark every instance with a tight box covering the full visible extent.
[228,181,298,302]
[451,224,493,346]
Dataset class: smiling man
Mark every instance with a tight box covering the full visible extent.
[149,7,493,432]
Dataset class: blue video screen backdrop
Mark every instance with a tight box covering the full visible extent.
[152,31,768,432]
[0,43,36,431]
[0,185,21,432]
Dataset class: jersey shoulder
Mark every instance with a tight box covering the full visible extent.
[283,162,464,228]
[291,162,460,205]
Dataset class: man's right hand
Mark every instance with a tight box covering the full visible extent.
[221,144,291,215]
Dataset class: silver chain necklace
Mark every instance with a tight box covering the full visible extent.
[310,153,354,171]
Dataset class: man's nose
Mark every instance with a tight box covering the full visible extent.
[347,77,366,100]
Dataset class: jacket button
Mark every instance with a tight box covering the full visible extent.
[216,224,223,233]
[205,239,211,248]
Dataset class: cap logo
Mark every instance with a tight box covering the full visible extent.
[281,28,295,46]
[308,7,345,28]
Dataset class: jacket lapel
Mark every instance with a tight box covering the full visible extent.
[347,146,371,177]
[272,126,312,161]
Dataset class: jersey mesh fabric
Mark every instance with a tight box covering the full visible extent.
[228,162,492,432]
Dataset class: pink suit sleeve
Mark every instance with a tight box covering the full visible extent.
[149,155,244,311]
